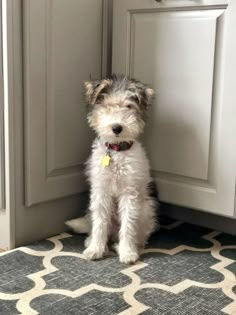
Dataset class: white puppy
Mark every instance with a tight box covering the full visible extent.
[66,75,158,264]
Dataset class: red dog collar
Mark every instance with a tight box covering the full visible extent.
[105,141,133,152]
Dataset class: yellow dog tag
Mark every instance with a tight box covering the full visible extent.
[102,154,111,167]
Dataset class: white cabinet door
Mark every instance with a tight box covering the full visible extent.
[112,0,236,216]
[24,0,105,206]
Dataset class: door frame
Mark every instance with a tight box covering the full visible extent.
[0,0,5,210]
[0,0,16,250]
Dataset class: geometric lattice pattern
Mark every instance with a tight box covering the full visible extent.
[0,218,236,314]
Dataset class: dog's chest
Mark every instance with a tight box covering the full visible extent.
[107,153,130,176]
[102,155,132,194]
[90,147,135,187]
[100,153,132,189]
[88,140,149,194]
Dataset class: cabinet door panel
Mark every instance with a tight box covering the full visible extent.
[132,11,218,180]
[113,0,236,216]
[24,0,104,205]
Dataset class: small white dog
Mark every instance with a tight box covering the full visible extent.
[66,75,158,264]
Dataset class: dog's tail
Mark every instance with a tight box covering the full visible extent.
[65,214,91,234]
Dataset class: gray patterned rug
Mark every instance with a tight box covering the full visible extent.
[0,217,236,315]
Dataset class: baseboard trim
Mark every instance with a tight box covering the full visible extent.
[67,191,236,236]
[161,203,236,235]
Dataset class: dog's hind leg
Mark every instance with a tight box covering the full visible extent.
[84,235,92,248]
[137,198,158,249]
[66,215,96,250]
[65,213,91,234]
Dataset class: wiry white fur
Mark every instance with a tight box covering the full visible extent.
[66,138,157,264]
[66,76,158,264]
[66,214,91,234]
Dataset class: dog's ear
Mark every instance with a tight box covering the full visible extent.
[129,80,154,109]
[84,79,112,105]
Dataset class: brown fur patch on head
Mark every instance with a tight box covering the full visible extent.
[84,75,154,111]
[84,79,112,105]
[128,80,154,109]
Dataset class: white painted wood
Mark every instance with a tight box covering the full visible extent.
[1,0,109,248]
[23,0,104,205]
[112,0,236,216]
[132,10,220,180]
[102,0,113,77]
[112,0,228,74]
[0,0,5,210]
[0,0,16,249]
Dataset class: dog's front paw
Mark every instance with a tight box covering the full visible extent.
[119,246,139,264]
[83,245,105,260]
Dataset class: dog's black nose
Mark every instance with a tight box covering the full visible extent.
[112,124,123,135]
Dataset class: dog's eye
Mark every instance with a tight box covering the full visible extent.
[127,104,133,109]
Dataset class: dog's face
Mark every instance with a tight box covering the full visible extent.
[84,76,154,142]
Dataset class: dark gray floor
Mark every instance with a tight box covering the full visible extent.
[0,217,236,314]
